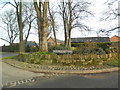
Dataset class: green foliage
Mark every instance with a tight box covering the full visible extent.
[72,42,120,54]
[25,45,38,52]
[71,42,112,47]
[16,52,119,67]
[70,47,77,50]
[96,42,111,53]
[104,60,120,67]
[49,45,70,52]
[32,52,55,55]
[71,43,82,47]
[25,45,31,52]
[110,42,120,53]
[30,47,38,52]
[72,42,112,54]
[2,44,19,52]
[2,44,38,52]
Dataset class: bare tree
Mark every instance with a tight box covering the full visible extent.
[100,0,119,35]
[58,0,93,48]
[33,0,42,51]
[33,0,49,52]
[58,1,69,47]
[22,2,36,44]
[101,0,119,21]
[0,9,18,46]
[2,0,36,53]
[2,0,25,53]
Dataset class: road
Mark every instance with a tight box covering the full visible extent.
[0,52,44,86]
[1,52,18,58]
[11,71,119,88]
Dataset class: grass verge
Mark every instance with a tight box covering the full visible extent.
[104,60,120,67]
[2,56,17,60]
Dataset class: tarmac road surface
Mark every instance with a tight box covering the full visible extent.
[12,71,119,88]
[0,52,44,86]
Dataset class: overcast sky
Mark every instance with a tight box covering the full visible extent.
[0,0,118,46]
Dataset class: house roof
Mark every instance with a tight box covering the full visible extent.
[48,37,64,44]
[110,35,120,42]
[26,41,37,47]
[71,37,110,43]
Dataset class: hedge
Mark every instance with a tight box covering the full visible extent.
[71,42,113,54]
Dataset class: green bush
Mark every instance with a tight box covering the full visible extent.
[2,44,38,52]
[2,44,19,52]
[30,47,38,52]
[25,45,38,52]
[32,52,55,55]
[49,45,70,52]
[96,42,111,53]
[25,45,31,52]
[110,42,120,53]
[72,42,111,54]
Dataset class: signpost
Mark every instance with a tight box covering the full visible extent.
[53,50,73,54]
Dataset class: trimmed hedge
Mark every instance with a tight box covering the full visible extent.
[2,45,19,52]
[71,42,112,47]
[2,44,38,52]
[71,42,112,54]
[48,45,70,52]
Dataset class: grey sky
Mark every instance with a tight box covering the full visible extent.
[0,0,118,46]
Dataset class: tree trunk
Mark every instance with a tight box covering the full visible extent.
[68,29,71,48]
[41,1,48,52]
[33,0,48,52]
[19,0,25,53]
[33,1,42,51]
[67,0,72,48]
[63,18,68,47]
[37,16,42,51]
[61,2,69,47]
[53,24,57,46]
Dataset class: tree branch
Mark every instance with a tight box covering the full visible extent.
[0,38,10,43]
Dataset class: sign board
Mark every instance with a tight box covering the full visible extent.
[53,50,73,54]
